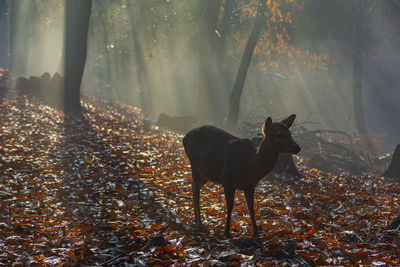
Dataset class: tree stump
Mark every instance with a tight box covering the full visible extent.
[383,145,400,179]
[273,153,302,177]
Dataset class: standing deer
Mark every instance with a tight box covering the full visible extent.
[183,114,300,238]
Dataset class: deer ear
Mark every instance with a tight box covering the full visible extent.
[281,114,296,128]
[262,117,273,135]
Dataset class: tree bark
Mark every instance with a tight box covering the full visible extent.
[0,0,9,68]
[352,21,365,135]
[64,0,92,112]
[226,0,266,131]
[9,0,28,75]
[126,0,153,115]
[352,5,375,155]
[217,0,235,117]
[96,1,112,94]
[196,0,220,123]
[217,0,234,66]
[29,0,42,75]
[8,0,17,72]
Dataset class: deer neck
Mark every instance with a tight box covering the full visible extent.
[254,139,279,179]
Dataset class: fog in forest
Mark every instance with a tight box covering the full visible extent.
[1,0,400,152]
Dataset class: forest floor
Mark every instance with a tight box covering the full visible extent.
[1,92,400,266]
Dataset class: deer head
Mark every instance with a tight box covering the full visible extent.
[261,114,301,154]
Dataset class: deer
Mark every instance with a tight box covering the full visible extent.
[182,114,301,238]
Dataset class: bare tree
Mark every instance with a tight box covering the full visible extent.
[226,0,267,131]
[64,0,93,112]
[9,0,28,75]
[126,0,153,115]
[196,0,220,123]
[352,1,376,155]
[0,0,9,67]
[96,0,113,93]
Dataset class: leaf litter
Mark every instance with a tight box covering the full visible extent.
[0,93,399,265]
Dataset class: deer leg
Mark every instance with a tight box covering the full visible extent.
[192,171,205,232]
[245,188,259,238]
[223,186,235,238]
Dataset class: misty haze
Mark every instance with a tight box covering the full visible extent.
[0,0,400,265]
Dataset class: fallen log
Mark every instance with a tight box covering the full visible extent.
[157,113,198,133]
[15,72,64,107]
[307,153,366,174]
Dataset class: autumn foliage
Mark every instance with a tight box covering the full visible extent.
[0,93,399,265]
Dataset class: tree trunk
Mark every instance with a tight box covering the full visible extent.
[64,0,92,112]
[383,144,400,179]
[108,13,123,100]
[352,7,375,155]
[96,1,112,94]
[0,0,9,68]
[219,2,235,56]
[8,0,17,72]
[196,0,220,123]
[352,23,365,134]
[29,0,42,75]
[227,0,266,131]
[216,0,235,119]
[217,0,234,64]
[226,0,266,131]
[9,0,27,75]
[126,0,153,115]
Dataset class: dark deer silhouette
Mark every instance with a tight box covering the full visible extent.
[183,114,300,238]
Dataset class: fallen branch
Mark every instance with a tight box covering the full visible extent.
[300,129,353,144]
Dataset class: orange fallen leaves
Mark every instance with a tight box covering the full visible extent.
[0,93,399,265]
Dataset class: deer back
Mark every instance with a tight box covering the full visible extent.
[183,125,257,184]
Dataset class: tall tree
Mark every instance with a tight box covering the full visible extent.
[96,0,113,93]
[195,0,236,124]
[0,0,9,67]
[352,1,376,155]
[126,0,153,115]
[217,0,235,62]
[226,0,267,130]
[296,0,378,154]
[28,0,42,75]
[216,0,235,120]
[64,0,93,112]
[9,0,27,75]
[196,0,221,123]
